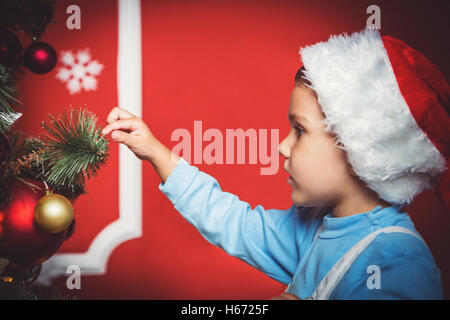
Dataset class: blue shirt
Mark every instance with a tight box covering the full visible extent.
[159,158,443,299]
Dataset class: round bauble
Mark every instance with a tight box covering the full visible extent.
[0,28,23,68]
[23,41,57,74]
[34,190,74,234]
[0,179,69,266]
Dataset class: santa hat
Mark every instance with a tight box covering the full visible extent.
[298,28,450,210]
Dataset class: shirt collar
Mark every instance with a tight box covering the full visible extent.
[319,205,401,239]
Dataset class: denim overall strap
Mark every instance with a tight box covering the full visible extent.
[304,226,427,300]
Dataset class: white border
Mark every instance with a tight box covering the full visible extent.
[38,0,143,285]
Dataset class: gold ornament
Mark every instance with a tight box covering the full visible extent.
[34,189,74,233]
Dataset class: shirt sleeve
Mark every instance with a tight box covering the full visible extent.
[158,157,305,284]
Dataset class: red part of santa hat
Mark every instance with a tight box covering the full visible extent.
[298,28,450,210]
[382,34,450,209]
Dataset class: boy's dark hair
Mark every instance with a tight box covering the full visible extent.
[294,66,312,86]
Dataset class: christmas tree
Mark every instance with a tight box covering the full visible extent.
[0,0,109,299]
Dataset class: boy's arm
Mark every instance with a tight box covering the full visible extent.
[101,110,311,285]
[151,144,306,284]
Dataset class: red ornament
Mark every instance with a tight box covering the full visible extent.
[0,28,23,68]
[23,41,57,74]
[0,179,70,266]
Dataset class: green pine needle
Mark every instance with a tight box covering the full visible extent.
[0,65,22,134]
[39,107,109,192]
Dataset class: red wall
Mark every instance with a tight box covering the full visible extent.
[13,0,450,299]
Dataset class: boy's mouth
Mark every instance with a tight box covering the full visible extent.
[287,175,295,186]
[283,164,295,185]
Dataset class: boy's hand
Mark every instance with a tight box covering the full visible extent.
[102,107,180,183]
[101,107,159,161]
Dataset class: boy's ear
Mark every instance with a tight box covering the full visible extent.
[335,138,358,177]
[337,140,358,177]
[347,156,359,178]
[348,163,358,177]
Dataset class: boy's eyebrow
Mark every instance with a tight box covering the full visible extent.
[289,113,310,125]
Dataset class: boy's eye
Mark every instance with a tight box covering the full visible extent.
[294,126,304,137]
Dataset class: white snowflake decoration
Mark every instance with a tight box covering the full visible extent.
[56,49,104,94]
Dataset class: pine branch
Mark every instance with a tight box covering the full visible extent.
[5,130,43,165]
[39,107,109,194]
[0,0,57,40]
[0,65,22,134]
[0,130,46,208]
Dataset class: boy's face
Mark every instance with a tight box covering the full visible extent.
[279,84,353,207]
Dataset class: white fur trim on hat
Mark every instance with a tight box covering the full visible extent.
[299,28,446,206]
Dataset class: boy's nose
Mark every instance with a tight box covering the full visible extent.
[278,137,290,158]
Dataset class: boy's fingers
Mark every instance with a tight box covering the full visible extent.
[106,107,136,124]
[102,118,140,136]
[110,130,134,146]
